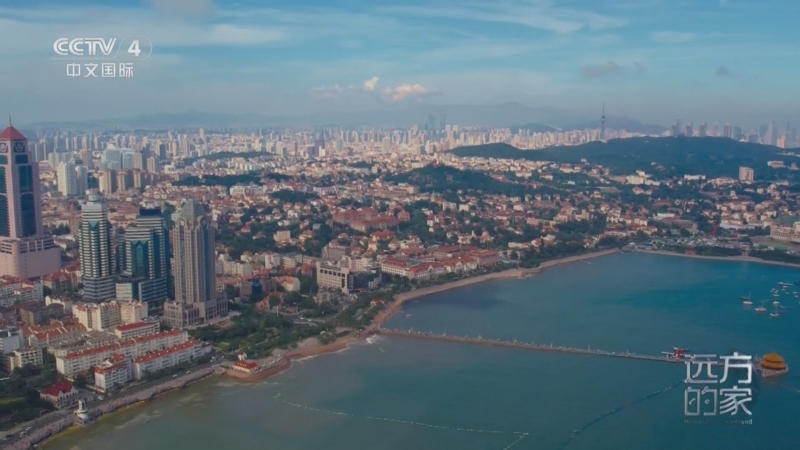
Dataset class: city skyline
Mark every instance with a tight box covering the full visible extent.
[0,0,798,126]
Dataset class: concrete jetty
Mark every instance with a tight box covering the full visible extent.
[376,329,696,365]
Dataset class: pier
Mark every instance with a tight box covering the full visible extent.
[375,329,697,365]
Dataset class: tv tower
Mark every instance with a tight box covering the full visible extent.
[600,102,606,141]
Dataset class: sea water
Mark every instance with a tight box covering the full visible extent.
[44,253,800,450]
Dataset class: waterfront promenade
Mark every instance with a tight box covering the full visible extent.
[2,367,216,450]
[376,329,690,365]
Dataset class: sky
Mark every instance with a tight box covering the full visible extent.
[0,0,798,127]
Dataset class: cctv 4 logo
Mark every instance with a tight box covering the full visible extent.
[53,38,142,57]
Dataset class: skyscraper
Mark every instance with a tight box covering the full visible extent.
[79,189,116,302]
[163,199,227,327]
[0,124,61,278]
[121,206,171,305]
[57,161,78,197]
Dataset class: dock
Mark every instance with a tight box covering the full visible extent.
[375,329,690,364]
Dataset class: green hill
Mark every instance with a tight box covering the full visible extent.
[385,164,527,197]
[453,137,787,179]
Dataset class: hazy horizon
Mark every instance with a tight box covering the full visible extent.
[0,0,798,127]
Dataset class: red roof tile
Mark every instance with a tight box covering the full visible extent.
[40,379,73,397]
[0,125,25,140]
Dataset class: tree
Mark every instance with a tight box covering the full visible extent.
[74,374,87,388]
[268,295,280,309]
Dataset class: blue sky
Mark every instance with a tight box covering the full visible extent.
[0,0,798,126]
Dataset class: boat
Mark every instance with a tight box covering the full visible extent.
[770,313,780,317]
[755,302,767,313]
[743,300,753,306]
[774,300,781,306]
[778,282,792,286]
[741,293,752,302]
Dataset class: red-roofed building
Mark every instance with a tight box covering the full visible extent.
[0,125,26,141]
[114,321,159,340]
[407,262,446,281]
[131,339,210,380]
[469,250,503,268]
[380,258,409,277]
[94,354,132,393]
[39,379,78,409]
[56,329,188,378]
[25,322,86,349]
[232,360,260,375]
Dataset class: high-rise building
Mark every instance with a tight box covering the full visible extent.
[738,167,754,183]
[122,207,171,305]
[698,123,707,137]
[600,102,606,141]
[163,199,227,327]
[75,163,88,195]
[57,161,78,197]
[79,189,115,302]
[0,124,61,278]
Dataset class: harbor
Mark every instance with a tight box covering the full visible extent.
[741,280,800,317]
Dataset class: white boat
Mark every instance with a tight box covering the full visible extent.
[773,301,781,306]
[755,302,767,313]
[770,313,779,317]
[743,300,753,306]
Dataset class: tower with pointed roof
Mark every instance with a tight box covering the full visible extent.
[163,198,227,327]
[0,124,61,278]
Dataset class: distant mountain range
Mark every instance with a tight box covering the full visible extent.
[452,136,788,179]
[23,102,665,132]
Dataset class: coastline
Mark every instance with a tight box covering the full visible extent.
[223,336,359,383]
[633,249,800,269]
[369,248,621,330]
[7,368,216,450]
[225,248,622,384]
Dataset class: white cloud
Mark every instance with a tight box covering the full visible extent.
[381,84,437,102]
[311,77,436,103]
[651,31,696,43]
[363,77,379,91]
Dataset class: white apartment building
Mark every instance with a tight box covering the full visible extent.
[263,252,282,269]
[73,300,147,332]
[131,339,210,380]
[0,328,23,355]
[114,321,159,340]
[94,354,132,393]
[120,301,148,324]
[56,329,188,378]
[25,323,86,349]
[7,346,43,371]
[0,276,44,308]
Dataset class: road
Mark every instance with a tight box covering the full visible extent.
[1,356,220,448]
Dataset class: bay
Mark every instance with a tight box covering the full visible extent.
[45,253,800,450]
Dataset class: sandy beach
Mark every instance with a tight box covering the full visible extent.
[633,248,800,269]
[226,248,621,383]
[223,335,360,382]
[370,248,621,330]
